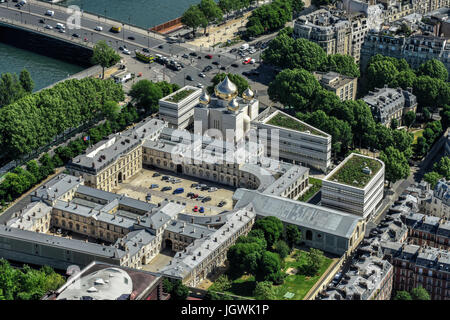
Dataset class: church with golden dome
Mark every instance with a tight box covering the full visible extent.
[193,75,259,143]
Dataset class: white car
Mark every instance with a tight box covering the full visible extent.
[45,24,53,29]
[250,58,256,64]
[196,83,204,88]
[122,48,131,55]
[59,29,66,33]
[95,26,103,31]
[199,73,206,78]
[45,10,54,16]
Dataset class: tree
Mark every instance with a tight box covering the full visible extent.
[19,69,34,93]
[253,281,277,300]
[392,130,414,160]
[253,216,284,248]
[423,171,441,189]
[391,69,416,90]
[129,80,163,114]
[410,286,430,300]
[256,251,281,283]
[300,248,324,276]
[403,111,416,128]
[268,68,321,112]
[91,40,121,79]
[433,156,450,180]
[284,224,301,249]
[182,5,208,37]
[394,291,412,300]
[274,240,290,259]
[0,73,26,107]
[440,104,450,129]
[210,73,249,96]
[227,241,265,277]
[390,118,399,130]
[422,107,432,122]
[415,136,429,158]
[413,76,450,110]
[322,54,360,78]
[102,100,121,121]
[245,0,293,38]
[366,60,399,91]
[198,0,223,34]
[379,146,410,187]
[213,275,232,292]
[417,59,448,82]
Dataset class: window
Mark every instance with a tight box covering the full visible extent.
[306,230,312,241]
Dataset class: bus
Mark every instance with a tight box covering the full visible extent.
[135,50,155,63]
[110,25,121,33]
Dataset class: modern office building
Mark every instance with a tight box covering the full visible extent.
[313,71,358,101]
[158,86,202,130]
[322,153,385,220]
[252,107,332,173]
[362,86,418,127]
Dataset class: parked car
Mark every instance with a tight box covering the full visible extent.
[161,176,170,181]
[122,49,131,55]
[158,44,164,49]
[182,53,189,59]
[143,48,150,53]
[172,179,182,184]
[161,186,172,192]
[145,193,152,201]
[196,83,204,88]
[173,187,184,194]
[191,183,199,188]
[205,54,213,59]
[72,33,80,38]
[220,66,226,70]
[193,206,198,212]
[150,184,159,189]
[231,63,239,68]
[128,36,135,40]
[201,186,209,191]
[45,24,53,29]
[186,75,193,81]
[152,172,161,177]
[199,207,205,213]
[202,196,212,203]
[208,187,217,192]
[198,72,206,78]
[218,200,227,207]
[212,61,219,65]
[187,192,195,198]
[189,52,197,56]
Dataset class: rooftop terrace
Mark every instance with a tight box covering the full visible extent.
[328,154,382,188]
[266,113,327,137]
[164,88,196,103]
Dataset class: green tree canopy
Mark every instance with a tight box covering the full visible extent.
[255,251,281,282]
[413,76,450,110]
[403,111,416,128]
[417,59,448,82]
[199,0,223,33]
[433,156,450,180]
[284,224,302,249]
[19,69,34,93]
[181,5,208,37]
[274,240,290,259]
[253,281,277,300]
[367,60,399,91]
[322,54,360,78]
[129,79,164,114]
[0,73,26,107]
[394,291,412,300]
[423,171,441,189]
[91,40,121,79]
[379,146,410,186]
[253,216,284,248]
[410,286,430,300]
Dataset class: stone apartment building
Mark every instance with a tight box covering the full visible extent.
[362,86,418,127]
[402,212,450,250]
[293,9,368,63]
[313,71,358,101]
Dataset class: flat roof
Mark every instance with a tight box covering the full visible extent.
[265,112,328,137]
[326,153,383,188]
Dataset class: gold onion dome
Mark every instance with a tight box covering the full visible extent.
[214,75,238,101]
[242,87,254,101]
[199,90,210,105]
[227,98,240,113]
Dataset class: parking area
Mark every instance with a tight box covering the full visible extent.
[112,168,235,215]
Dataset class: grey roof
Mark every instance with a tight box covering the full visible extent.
[234,189,361,239]
[7,201,52,230]
[165,220,214,239]
[115,229,156,258]
[0,225,125,259]
[33,174,82,201]
[263,164,309,196]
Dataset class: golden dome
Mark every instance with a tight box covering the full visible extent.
[199,90,210,105]
[214,75,238,101]
[242,87,254,101]
[227,98,240,113]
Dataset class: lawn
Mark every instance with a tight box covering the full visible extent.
[165,89,195,103]
[209,249,333,300]
[411,129,424,144]
[329,154,382,188]
[298,178,322,202]
[267,113,327,137]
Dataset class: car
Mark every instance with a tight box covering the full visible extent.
[56,228,62,234]
[173,187,184,194]
[95,26,103,31]
[182,53,189,59]
[187,192,195,198]
[197,196,205,201]
[72,33,80,38]
[172,179,182,184]
[196,83,204,88]
[243,58,251,64]
[220,66,226,70]
[45,24,52,29]
[59,29,66,33]
[186,75,193,81]
[199,207,204,213]
[202,196,211,203]
[119,46,124,51]
[229,48,237,53]
[161,175,170,181]
[197,56,202,59]
[178,63,185,68]
[205,54,213,59]
[150,184,159,189]
[123,49,130,55]
[332,272,343,285]
[208,187,217,192]
[191,183,198,188]
[161,186,172,192]
[193,206,198,212]
[202,66,212,72]
[39,19,45,24]
[192,194,199,199]
[199,72,206,78]
[189,52,197,56]
[212,61,220,65]
[128,36,135,40]
[152,172,161,177]
[45,10,55,16]
[143,48,150,53]
[218,200,227,207]
[158,44,164,49]
[201,186,209,191]
[231,63,239,68]
[250,58,256,64]
[145,193,152,201]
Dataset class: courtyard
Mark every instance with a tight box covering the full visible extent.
[112,167,235,215]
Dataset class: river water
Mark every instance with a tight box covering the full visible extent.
[0,42,84,92]
[63,0,199,28]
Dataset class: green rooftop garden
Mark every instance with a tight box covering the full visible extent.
[267,113,326,137]
[165,89,195,103]
[329,154,382,188]
[298,178,322,202]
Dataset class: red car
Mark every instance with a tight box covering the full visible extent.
[193,194,199,199]
[205,54,213,59]
[193,206,198,212]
